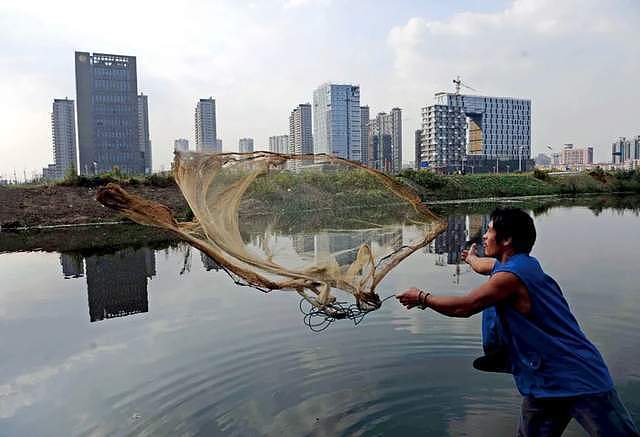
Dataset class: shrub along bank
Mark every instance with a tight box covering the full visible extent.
[397,168,640,201]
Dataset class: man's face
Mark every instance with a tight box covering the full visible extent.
[483,221,500,258]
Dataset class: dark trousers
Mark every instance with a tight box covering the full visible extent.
[518,389,639,436]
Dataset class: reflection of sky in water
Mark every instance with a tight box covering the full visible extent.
[0,204,639,435]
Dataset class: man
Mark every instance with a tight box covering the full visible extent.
[396,207,639,436]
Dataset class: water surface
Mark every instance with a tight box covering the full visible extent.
[1,199,639,436]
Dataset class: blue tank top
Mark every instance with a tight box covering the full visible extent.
[490,253,613,398]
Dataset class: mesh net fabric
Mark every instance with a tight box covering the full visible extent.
[97,151,446,317]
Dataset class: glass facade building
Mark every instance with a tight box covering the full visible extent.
[420,93,531,170]
[75,52,145,175]
[313,84,361,161]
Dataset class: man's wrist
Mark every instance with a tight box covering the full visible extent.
[419,290,432,310]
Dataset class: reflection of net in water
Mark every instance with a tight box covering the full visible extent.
[97,152,447,325]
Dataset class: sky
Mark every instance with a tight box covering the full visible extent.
[1,0,638,178]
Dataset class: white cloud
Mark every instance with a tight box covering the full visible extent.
[0,1,638,176]
[388,0,640,162]
[282,0,331,9]
[0,343,126,418]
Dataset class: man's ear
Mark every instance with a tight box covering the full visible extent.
[501,237,513,248]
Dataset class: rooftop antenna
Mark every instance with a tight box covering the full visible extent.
[453,76,478,95]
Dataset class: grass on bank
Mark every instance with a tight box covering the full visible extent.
[397,167,640,201]
[5,166,640,201]
[56,169,175,188]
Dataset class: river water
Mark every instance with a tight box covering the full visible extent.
[1,198,639,436]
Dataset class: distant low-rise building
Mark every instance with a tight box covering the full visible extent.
[174,138,189,152]
[535,153,551,166]
[560,144,593,167]
[239,137,254,153]
[269,135,289,154]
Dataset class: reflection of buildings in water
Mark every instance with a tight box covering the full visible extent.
[200,251,222,271]
[292,234,315,259]
[60,253,84,278]
[302,227,404,267]
[427,214,490,265]
[434,215,467,264]
[85,247,155,322]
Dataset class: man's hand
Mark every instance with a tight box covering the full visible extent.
[461,243,478,265]
[395,287,426,310]
[461,244,496,275]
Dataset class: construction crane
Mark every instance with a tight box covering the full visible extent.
[453,76,478,94]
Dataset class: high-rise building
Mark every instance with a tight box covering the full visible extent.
[312,83,361,161]
[269,135,290,154]
[289,103,313,155]
[420,93,531,171]
[43,98,77,180]
[369,108,402,173]
[414,129,423,170]
[239,137,254,153]
[137,93,152,174]
[195,98,218,152]
[75,52,144,175]
[215,139,223,151]
[174,138,189,152]
[360,106,370,165]
[612,136,640,164]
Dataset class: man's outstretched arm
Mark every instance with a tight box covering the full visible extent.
[462,243,495,275]
[395,272,521,318]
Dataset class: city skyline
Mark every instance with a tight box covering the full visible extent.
[1,1,639,177]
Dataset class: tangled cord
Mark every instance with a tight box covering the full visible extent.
[297,244,411,332]
[299,294,396,332]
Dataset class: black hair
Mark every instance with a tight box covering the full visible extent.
[490,207,536,254]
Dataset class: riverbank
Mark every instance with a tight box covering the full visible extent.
[0,184,189,229]
[2,169,639,229]
[398,168,640,201]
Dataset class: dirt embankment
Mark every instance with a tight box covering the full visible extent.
[0,184,189,228]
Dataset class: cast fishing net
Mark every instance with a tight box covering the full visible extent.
[97,152,446,327]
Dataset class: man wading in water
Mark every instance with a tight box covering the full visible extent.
[396,208,639,436]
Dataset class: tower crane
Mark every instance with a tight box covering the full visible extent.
[453,76,478,94]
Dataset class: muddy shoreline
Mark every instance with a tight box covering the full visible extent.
[0,184,189,229]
